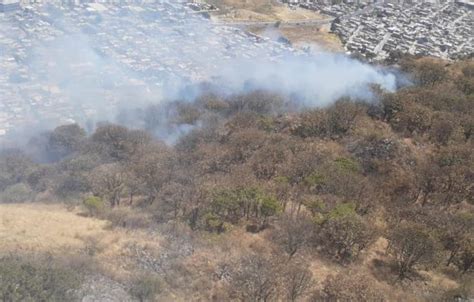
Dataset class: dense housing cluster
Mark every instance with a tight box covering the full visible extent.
[0,2,292,139]
[293,1,473,61]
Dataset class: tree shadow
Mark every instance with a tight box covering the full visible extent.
[370,258,431,285]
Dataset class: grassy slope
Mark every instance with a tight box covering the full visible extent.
[0,202,461,301]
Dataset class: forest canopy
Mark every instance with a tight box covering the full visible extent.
[0,57,473,301]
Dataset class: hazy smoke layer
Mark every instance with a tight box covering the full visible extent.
[215,54,395,107]
[0,1,396,143]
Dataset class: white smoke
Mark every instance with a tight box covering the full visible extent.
[0,1,397,144]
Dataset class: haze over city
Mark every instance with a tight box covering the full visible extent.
[0,1,472,301]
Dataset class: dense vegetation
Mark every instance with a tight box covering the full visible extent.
[0,57,473,300]
[0,256,82,301]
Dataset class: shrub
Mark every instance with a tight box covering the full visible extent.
[0,183,32,203]
[203,212,226,233]
[0,256,81,301]
[316,210,376,263]
[83,196,105,216]
[290,109,328,138]
[129,273,163,302]
[105,207,153,229]
[55,174,90,198]
[314,271,385,301]
[441,276,474,302]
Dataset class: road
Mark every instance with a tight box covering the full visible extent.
[374,32,391,54]
[213,18,335,28]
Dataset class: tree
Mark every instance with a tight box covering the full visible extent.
[395,102,432,136]
[402,57,447,86]
[132,145,175,204]
[282,261,313,302]
[229,254,279,302]
[0,183,32,203]
[429,112,460,145]
[251,138,289,180]
[272,213,312,259]
[210,188,281,228]
[0,150,37,191]
[46,124,86,160]
[452,238,473,274]
[441,212,473,271]
[431,144,473,206]
[90,163,127,207]
[55,173,90,198]
[91,124,131,161]
[316,205,376,263]
[310,158,369,205]
[290,109,329,138]
[326,98,361,136]
[91,124,150,162]
[388,223,437,280]
[123,168,144,205]
[227,129,267,164]
[227,90,284,115]
[259,195,281,226]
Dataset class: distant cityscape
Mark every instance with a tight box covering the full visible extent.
[0,0,472,140]
[0,1,293,139]
[287,0,473,60]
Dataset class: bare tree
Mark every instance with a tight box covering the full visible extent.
[132,145,175,204]
[282,260,313,302]
[388,223,437,280]
[272,212,312,259]
[229,254,280,302]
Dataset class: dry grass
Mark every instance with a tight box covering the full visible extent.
[0,203,162,278]
[209,0,278,15]
[212,0,324,22]
[278,25,343,52]
[246,23,343,52]
[0,203,461,301]
[0,203,109,253]
[272,6,326,22]
[209,0,343,52]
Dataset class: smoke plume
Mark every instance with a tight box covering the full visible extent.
[0,1,397,145]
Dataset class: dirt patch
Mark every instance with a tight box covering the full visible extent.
[211,0,325,23]
[278,25,344,52]
[249,24,343,52]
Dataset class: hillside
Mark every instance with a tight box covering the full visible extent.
[0,57,473,301]
[0,202,465,301]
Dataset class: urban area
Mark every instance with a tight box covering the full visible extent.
[0,0,473,139]
[0,1,293,140]
[290,0,473,61]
